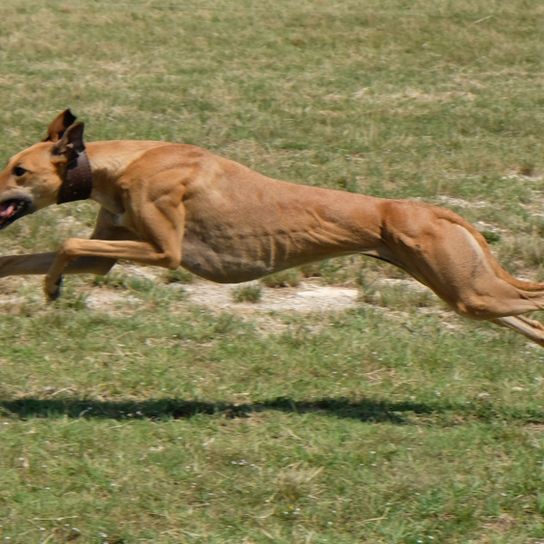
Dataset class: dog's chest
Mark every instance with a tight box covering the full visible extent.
[111,211,131,228]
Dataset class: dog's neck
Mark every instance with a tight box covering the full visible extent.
[83,140,167,214]
[57,149,93,204]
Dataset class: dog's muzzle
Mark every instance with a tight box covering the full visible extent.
[0,197,33,229]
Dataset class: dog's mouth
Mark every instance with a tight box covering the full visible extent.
[0,197,33,229]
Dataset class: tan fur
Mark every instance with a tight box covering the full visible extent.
[1,111,544,346]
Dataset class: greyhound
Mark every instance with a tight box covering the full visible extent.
[0,110,543,346]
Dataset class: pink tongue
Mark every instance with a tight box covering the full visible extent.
[0,204,15,218]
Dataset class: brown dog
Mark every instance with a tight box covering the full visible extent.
[0,110,543,346]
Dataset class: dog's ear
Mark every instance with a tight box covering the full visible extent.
[43,109,77,143]
[51,122,86,164]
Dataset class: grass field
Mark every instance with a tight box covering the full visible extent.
[1,0,544,542]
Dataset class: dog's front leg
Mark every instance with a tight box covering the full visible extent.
[44,182,186,299]
[0,252,58,277]
[44,238,182,300]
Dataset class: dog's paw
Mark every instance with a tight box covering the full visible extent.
[44,275,63,301]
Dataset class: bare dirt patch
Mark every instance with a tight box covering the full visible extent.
[180,280,360,314]
[84,289,141,312]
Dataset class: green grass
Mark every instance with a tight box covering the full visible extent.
[261,269,302,288]
[1,0,544,542]
[231,284,263,303]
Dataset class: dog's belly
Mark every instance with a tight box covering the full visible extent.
[180,231,278,283]
[179,176,380,283]
[180,220,361,283]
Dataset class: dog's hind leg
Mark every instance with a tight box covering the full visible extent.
[381,202,544,321]
[492,316,544,347]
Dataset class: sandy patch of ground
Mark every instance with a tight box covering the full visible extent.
[180,280,360,314]
[85,290,141,311]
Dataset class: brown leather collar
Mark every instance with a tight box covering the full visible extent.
[57,149,93,204]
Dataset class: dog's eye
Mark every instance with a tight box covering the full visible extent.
[13,166,27,177]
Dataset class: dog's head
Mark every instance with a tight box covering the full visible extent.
[0,109,86,229]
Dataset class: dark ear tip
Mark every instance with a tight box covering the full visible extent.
[63,109,77,126]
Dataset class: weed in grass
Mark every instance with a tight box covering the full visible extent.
[305,256,365,285]
[361,283,436,311]
[92,272,155,293]
[480,230,502,244]
[231,283,263,303]
[56,290,89,311]
[498,233,544,272]
[261,268,302,288]
[275,463,324,504]
[163,268,195,284]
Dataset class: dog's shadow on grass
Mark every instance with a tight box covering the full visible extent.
[1,396,542,425]
[0,397,423,424]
